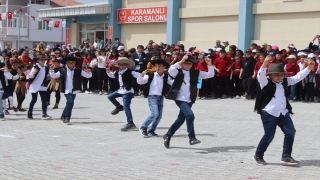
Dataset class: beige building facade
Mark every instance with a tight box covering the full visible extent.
[37,0,320,51]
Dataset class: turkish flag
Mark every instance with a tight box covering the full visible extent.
[54,21,60,28]
[0,14,2,21]
[31,16,35,21]
[19,7,23,12]
[7,11,12,19]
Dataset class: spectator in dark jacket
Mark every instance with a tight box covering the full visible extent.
[131,45,148,96]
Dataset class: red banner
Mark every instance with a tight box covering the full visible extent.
[108,26,113,40]
[66,28,70,45]
[117,6,167,24]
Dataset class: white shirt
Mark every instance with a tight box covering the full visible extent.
[137,72,173,96]
[298,61,305,71]
[107,68,140,94]
[90,58,98,67]
[29,64,47,93]
[258,67,311,117]
[168,62,215,103]
[49,68,92,94]
[97,56,106,68]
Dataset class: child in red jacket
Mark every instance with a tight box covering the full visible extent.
[284,55,300,102]
[230,55,242,98]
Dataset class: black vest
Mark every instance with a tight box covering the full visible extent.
[29,65,49,86]
[59,68,82,93]
[114,69,133,91]
[143,73,169,97]
[0,71,6,90]
[166,69,200,104]
[254,78,293,115]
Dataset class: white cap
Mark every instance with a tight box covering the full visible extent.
[252,49,257,53]
[286,55,296,59]
[307,53,315,58]
[166,52,172,55]
[117,46,124,50]
[216,48,222,52]
[223,40,228,43]
[211,48,216,51]
[297,52,307,56]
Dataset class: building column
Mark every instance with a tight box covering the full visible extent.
[108,0,122,41]
[166,0,181,45]
[238,0,256,51]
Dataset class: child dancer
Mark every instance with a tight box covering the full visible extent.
[49,57,92,123]
[253,55,315,166]
[28,55,51,120]
[2,62,19,115]
[137,59,172,137]
[47,59,62,109]
[14,64,28,111]
[163,54,214,148]
[106,57,140,131]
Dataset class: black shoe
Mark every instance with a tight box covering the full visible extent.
[18,108,27,112]
[163,135,171,149]
[52,104,59,109]
[60,117,65,121]
[148,130,158,137]
[111,106,124,115]
[63,117,70,123]
[139,127,149,138]
[42,114,52,120]
[253,155,267,165]
[189,137,201,145]
[28,112,33,119]
[281,156,300,165]
[121,123,137,131]
[0,114,4,118]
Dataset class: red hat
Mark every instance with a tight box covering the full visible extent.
[174,46,180,50]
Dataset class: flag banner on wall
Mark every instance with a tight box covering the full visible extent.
[19,7,23,12]
[1,13,6,20]
[48,21,54,27]
[61,21,66,28]
[54,21,60,28]
[7,12,12,19]
[0,14,2,21]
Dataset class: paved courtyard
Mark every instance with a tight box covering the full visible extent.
[1,93,320,180]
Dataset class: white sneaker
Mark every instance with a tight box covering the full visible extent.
[88,91,92,94]
[99,91,102,95]
[85,91,89,94]
[42,114,52,120]
[234,95,240,99]
[104,92,108,95]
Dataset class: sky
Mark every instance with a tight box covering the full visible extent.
[77,0,108,3]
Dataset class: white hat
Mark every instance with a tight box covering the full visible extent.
[211,48,216,51]
[252,49,257,53]
[117,46,124,50]
[166,52,172,55]
[223,40,228,43]
[286,55,296,59]
[216,48,222,52]
[297,52,307,57]
[307,53,315,58]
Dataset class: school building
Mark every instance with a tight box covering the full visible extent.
[36,0,320,50]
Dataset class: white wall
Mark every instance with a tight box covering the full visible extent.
[28,4,65,44]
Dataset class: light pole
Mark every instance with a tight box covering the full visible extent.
[15,5,31,50]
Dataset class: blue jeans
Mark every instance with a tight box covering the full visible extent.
[28,91,47,115]
[166,100,195,139]
[0,91,3,115]
[141,95,164,131]
[288,85,296,100]
[62,93,76,118]
[108,91,134,124]
[255,111,296,157]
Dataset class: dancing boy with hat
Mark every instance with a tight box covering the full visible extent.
[28,55,52,120]
[137,58,172,137]
[106,57,141,131]
[253,55,315,166]
[49,56,92,123]
[163,54,215,148]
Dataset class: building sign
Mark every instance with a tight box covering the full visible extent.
[66,28,70,45]
[117,6,167,24]
[108,26,113,40]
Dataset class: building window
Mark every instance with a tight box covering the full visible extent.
[38,20,50,30]
[31,0,45,4]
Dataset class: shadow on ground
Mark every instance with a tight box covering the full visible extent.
[171,146,255,154]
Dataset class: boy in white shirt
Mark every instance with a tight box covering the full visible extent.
[253,55,315,166]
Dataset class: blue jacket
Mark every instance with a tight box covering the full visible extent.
[131,52,148,72]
